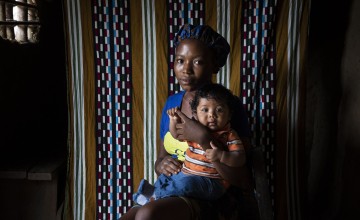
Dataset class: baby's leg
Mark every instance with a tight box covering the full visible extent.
[153,172,225,200]
[132,179,155,205]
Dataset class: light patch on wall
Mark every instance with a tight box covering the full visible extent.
[0,0,40,43]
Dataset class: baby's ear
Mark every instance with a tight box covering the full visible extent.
[214,67,220,74]
[227,109,233,121]
[192,111,198,120]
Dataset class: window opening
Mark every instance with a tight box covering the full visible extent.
[0,0,40,43]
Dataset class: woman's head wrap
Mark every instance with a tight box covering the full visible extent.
[173,24,230,68]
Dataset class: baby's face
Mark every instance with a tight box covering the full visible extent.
[195,98,231,131]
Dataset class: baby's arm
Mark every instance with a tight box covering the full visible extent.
[166,107,181,139]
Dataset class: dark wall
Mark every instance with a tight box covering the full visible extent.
[0,0,67,164]
[306,0,360,219]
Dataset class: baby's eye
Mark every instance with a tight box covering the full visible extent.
[194,60,203,65]
[200,108,208,112]
[216,107,224,113]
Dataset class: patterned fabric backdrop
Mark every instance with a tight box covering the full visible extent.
[241,1,277,217]
[64,0,310,219]
[92,1,133,219]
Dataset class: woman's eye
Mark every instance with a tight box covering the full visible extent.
[176,59,183,64]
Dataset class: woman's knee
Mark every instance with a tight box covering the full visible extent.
[134,197,192,220]
[134,205,158,220]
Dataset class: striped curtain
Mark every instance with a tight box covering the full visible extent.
[240,0,277,219]
[63,0,310,219]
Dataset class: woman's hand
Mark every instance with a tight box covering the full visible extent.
[155,155,182,176]
[173,111,212,149]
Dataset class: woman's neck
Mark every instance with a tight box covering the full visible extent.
[181,91,195,118]
[183,90,195,101]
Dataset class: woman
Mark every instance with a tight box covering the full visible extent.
[121,24,259,220]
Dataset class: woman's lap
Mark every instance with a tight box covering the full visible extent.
[154,173,224,200]
[121,187,260,220]
[120,197,193,220]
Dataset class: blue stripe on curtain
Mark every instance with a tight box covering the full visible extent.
[92,0,133,219]
[241,0,277,218]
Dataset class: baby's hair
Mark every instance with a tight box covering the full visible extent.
[190,83,237,113]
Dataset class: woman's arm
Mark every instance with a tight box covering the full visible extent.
[212,137,253,189]
[205,143,246,167]
[173,111,213,149]
[213,161,252,189]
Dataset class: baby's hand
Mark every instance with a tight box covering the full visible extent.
[205,141,223,162]
[167,107,180,122]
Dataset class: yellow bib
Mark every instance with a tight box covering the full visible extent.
[163,132,188,162]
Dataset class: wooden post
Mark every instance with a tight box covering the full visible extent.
[14,0,28,43]
[5,2,14,40]
[0,2,6,39]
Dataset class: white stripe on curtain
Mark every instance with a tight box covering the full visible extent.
[217,0,230,88]
[142,0,157,184]
[287,0,304,219]
[65,0,85,219]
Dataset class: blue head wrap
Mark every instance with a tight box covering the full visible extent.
[173,24,230,68]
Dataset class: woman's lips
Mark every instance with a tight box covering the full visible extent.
[179,78,191,85]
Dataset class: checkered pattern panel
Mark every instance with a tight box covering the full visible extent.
[93,0,132,219]
[240,0,276,205]
[167,0,205,96]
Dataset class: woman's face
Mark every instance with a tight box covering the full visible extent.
[174,39,217,92]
